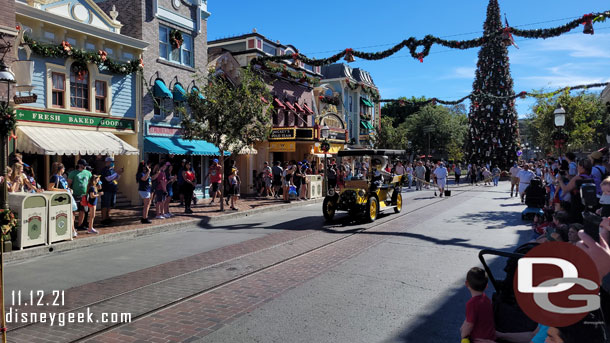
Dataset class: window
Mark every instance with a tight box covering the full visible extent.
[349,96,353,112]
[159,25,193,67]
[263,43,276,55]
[123,52,133,60]
[70,64,89,110]
[51,73,65,108]
[153,97,168,118]
[43,31,55,42]
[86,43,96,51]
[303,64,313,72]
[66,37,77,46]
[159,26,169,60]
[105,47,114,56]
[95,81,106,113]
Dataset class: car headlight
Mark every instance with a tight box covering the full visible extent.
[358,190,365,197]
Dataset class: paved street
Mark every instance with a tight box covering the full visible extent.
[3,182,531,343]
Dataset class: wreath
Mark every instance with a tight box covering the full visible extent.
[0,103,16,138]
[170,29,183,50]
[0,209,17,237]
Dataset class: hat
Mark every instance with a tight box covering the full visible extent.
[589,151,604,160]
[77,159,88,166]
[213,159,219,163]
[264,161,269,164]
[105,157,114,162]
[231,168,237,173]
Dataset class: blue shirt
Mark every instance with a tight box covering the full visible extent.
[88,186,98,206]
[531,325,548,343]
[137,172,151,192]
[592,165,606,195]
[50,174,68,190]
[102,167,119,193]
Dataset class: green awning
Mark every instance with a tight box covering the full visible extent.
[144,136,230,156]
[360,97,373,107]
[173,84,187,102]
[360,120,374,130]
[153,79,173,99]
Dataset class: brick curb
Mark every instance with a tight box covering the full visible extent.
[4,198,324,263]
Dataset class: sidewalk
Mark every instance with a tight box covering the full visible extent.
[5,196,323,262]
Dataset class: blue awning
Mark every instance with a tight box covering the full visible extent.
[173,84,187,102]
[144,136,230,156]
[191,87,205,100]
[154,79,173,99]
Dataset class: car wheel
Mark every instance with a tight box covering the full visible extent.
[394,193,403,213]
[367,197,379,222]
[323,197,336,221]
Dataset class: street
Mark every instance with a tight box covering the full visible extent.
[4,182,531,343]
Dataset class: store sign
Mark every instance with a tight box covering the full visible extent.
[148,125,182,136]
[328,130,346,141]
[314,143,343,154]
[295,128,314,140]
[16,109,135,131]
[269,128,295,140]
[13,94,38,104]
[269,141,296,152]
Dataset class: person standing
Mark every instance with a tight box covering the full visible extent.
[509,163,521,197]
[469,164,478,186]
[293,162,304,198]
[589,151,607,196]
[517,164,536,203]
[424,162,431,189]
[433,162,448,197]
[414,161,425,191]
[182,161,196,214]
[492,165,501,187]
[86,175,102,234]
[152,163,168,218]
[271,161,283,199]
[299,161,311,200]
[100,157,122,225]
[454,164,462,185]
[177,159,186,206]
[163,163,177,217]
[259,161,273,197]
[228,168,240,210]
[136,161,152,224]
[68,159,92,230]
[207,159,222,205]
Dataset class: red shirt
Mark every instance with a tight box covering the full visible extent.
[465,294,496,341]
[209,165,222,183]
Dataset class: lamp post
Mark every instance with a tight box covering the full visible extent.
[0,53,15,343]
[320,125,330,195]
[554,105,566,158]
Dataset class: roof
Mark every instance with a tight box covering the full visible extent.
[321,63,353,80]
[352,68,375,86]
[337,149,406,157]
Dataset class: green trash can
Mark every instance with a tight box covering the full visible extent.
[43,191,73,243]
[8,193,48,250]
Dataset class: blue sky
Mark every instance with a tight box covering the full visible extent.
[207,1,610,117]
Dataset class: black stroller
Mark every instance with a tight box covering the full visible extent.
[479,243,539,340]
[522,178,546,220]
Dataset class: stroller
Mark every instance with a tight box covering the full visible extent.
[522,178,545,220]
[479,243,539,341]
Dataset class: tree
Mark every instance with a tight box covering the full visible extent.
[529,91,610,154]
[373,116,409,150]
[380,96,428,127]
[180,66,273,211]
[467,0,519,170]
[403,104,468,160]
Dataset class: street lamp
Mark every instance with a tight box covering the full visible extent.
[554,105,566,127]
[320,125,330,195]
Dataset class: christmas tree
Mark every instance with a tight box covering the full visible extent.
[468,0,519,170]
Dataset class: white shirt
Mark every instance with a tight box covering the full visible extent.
[433,167,448,179]
[517,170,535,185]
[394,165,406,175]
[509,166,521,177]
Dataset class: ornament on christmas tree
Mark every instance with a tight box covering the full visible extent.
[517,150,522,157]
[499,119,504,124]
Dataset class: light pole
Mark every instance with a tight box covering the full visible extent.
[423,125,434,161]
[0,48,15,343]
[320,125,330,195]
[554,104,566,158]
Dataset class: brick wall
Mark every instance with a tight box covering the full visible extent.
[96,1,144,39]
[0,0,16,65]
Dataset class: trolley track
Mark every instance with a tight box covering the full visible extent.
[7,189,468,343]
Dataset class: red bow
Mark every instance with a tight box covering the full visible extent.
[417,53,424,63]
[98,50,107,62]
[61,41,72,52]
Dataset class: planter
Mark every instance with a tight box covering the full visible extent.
[3,240,11,253]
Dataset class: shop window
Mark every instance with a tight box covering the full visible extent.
[51,73,65,108]
[70,63,89,110]
[95,81,107,113]
[153,97,169,118]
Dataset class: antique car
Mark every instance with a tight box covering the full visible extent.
[322,149,406,222]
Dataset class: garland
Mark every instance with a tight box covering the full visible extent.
[0,209,17,236]
[255,61,320,86]
[379,82,610,106]
[23,35,143,75]
[0,103,16,138]
[318,95,340,106]
[250,10,610,66]
[169,29,183,50]
[345,78,380,101]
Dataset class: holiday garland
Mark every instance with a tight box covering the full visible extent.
[345,78,380,101]
[0,103,16,138]
[250,10,610,66]
[379,81,610,106]
[23,35,143,75]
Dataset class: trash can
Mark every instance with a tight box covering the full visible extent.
[307,175,323,199]
[43,191,73,243]
[8,193,48,249]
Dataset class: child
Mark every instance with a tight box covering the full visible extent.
[461,267,496,343]
[86,175,102,234]
[228,168,240,211]
[597,177,610,217]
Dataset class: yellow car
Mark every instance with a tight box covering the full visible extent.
[322,149,405,222]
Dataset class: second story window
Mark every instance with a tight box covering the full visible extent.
[263,42,276,55]
[159,25,194,67]
[70,63,89,110]
[51,73,65,108]
[95,81,107,113]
